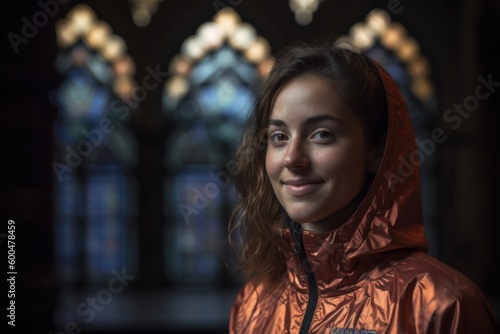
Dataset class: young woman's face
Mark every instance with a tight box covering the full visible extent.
[265,75,378,232]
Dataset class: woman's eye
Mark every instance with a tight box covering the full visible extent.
[313,131,335,140]
[271,133,288,142]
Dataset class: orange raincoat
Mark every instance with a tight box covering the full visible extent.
[229,63,498,333]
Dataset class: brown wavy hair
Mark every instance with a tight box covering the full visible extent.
[228,40,388,288]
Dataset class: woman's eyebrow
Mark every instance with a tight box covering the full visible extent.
[305,114,345,125]
[267,114,345,128]
[268,119,286,127]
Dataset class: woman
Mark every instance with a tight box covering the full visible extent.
[228,42,498,333]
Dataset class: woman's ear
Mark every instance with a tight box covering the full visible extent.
[367,136,386,173]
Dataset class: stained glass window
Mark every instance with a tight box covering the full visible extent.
[53,5,138,283]
[163,8,272,284]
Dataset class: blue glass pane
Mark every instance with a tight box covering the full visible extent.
[178,46,257,124]
[86,217,125,275]
[85,165,134,279]
[196,77,254,122]
[190,47,258,86]
[54,69,111,145]
[55,218,79,280]
[86,170,126,216]
[54,174,81,280]
[165,167,226,283]
[55,173,81,215]
[56,69,109,122]
[87,53,114,85]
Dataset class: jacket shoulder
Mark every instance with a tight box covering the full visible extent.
[392,251,498,333]
[401,251,486,295]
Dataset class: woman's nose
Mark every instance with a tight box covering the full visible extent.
[282,140,309,169]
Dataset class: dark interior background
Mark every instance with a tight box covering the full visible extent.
[1,0,499,332]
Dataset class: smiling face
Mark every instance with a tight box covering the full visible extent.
[265,75,379,232]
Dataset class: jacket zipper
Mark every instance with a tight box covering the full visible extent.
[292,222,318,334]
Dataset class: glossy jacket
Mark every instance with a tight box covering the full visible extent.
[229,62,498,333]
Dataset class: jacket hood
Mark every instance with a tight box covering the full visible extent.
[284,60,428,289]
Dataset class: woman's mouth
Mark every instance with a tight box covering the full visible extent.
[282,179,323,196]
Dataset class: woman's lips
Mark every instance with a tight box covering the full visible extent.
[283,180,323,196]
